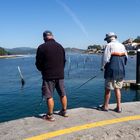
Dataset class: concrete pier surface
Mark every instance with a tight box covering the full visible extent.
[0,102,140,140]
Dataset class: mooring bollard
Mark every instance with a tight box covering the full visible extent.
[136,49,140,89]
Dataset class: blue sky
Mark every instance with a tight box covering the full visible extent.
[0,0,140,49]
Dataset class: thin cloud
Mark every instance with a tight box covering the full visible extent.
[56,0,89,38]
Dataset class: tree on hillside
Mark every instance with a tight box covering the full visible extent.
[0,47,8,55]
[87,44,102,50]
[133,36,140,43]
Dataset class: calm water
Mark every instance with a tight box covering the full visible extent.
[0,54,140,123]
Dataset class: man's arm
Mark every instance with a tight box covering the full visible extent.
[124,45,128,65]
[62,47,66,67]
[35,47,44,71]
[101,45,111,70]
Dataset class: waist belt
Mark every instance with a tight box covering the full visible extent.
[111,52,126,56]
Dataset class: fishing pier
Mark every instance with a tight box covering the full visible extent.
[0,102,140,140]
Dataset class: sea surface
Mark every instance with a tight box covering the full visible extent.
[0,53,140,123]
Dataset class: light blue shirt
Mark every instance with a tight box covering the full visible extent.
[101,40,128,69]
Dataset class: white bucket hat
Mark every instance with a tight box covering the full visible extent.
[104,32,117,41]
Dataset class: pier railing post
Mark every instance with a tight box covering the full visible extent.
[136,49,140,89]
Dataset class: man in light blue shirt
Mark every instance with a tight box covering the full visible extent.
[99,32,127,113]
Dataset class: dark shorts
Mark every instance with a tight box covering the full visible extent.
[42,79,66,99]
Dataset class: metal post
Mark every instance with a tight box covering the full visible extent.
[136,49,140,89]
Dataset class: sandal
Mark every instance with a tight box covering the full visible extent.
[58,110,68,117]
[114,107,122,113]
[42,114,55,122]
[97,105,108,112]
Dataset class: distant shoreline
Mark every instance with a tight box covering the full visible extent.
[0,55,24,59]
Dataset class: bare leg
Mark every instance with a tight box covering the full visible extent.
[60,95,67,111]
[103,88,111,109]
[47,97,54,115]
[115,88,121,110]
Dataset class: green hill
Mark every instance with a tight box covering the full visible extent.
[0,47,9,55]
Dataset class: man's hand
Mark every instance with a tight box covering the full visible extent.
[100,66,104,71]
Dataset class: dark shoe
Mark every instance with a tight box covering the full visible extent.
[42,114,55,122]
[114,107,122,113]
[58,110,68,117]
[97,105,108,112]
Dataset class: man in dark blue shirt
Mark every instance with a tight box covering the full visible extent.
[36,30,68,121]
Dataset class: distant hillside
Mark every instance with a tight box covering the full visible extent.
[65,48,85,53]
[3,47,85,55]
[6,47,36,55]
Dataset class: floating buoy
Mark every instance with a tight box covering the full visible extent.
[17,66,25,87]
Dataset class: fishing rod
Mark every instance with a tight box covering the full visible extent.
[74,71,102,90]
[34,59,102,113]
[17,66,25,87]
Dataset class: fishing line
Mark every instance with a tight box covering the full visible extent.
[34,71,102,114]
[14,55,101,114]
[34,95,45,114]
